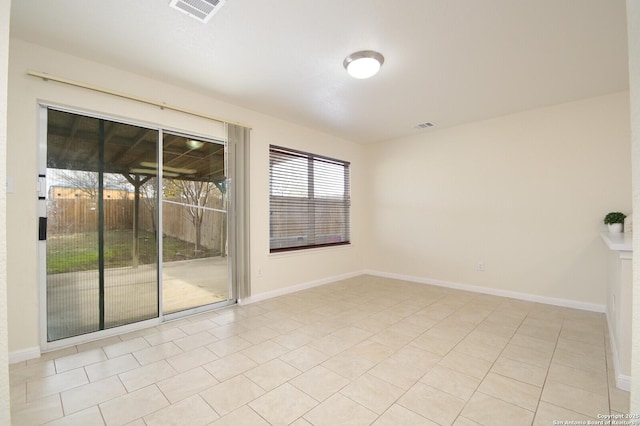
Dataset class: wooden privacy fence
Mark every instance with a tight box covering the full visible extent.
[47,199,133,233]
[139,197,225,253]
[47,197,226,253]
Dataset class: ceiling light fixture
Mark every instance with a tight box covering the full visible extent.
[343,50,384,79]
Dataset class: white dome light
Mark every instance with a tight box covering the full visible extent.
[343,51,384,79]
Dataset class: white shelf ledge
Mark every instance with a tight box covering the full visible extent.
[600,232,632,252]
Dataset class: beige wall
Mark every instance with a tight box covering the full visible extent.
[628,0,640,414]
[365,92,631,307]
[6,39,366,353]
[0,0,10,423]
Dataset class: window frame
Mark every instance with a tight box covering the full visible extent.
[269,145,351,253]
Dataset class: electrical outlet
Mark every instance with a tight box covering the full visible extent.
[257,267,263,278]
[477,262,485,272]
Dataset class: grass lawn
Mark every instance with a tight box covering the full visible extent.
[47,229,220,274]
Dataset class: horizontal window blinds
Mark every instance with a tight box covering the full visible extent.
[269,145,351,252]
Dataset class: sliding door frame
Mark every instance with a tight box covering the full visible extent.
[37,103,238,351]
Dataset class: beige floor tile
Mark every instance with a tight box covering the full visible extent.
[552,349,607,375]
[209,405,271,426]
[118,360,177,392]
[99,385,170,426]
[477,372,541,411]
[10,360,56,385]
[61,375,126,415]
[555,337,605,360]
[241,340,289,364]
[309,333,357,356]
[156,366,218,403]
[547,362,608,395]
[516,323,561,342]
[369,328,415,349]
[509,332,557,355]
[199,375,265,416]
[290,365,350,402]
[491,356,547,387]
[438,350,492,380]
[85,354,140,382]
[410,333,461,356]
[398,383,466,425]
[172,330,218,352]
[76,336,121,353]
[373,404,439,426]
[238,326,280,344]
[423,323,470,342]
[386,317,436,338]
[297,323,338,339]
[532,401,595,426]
[474,321,518,339]
[244,358,301,391]
[454,338,504,363]
[560,327,605,346]
[368,349,440,390]
[331,325,373,343]
[265,318,305,334]
[303,393,378,426]
[461,392,534,426]
[165,346,218,373]
[11,394,63,425]
[206,335,252,357]
[421,365,481,400]
[27,368,89,402]
[500,343,553,368]
[609,386,631,413]
[249,383,318,425]
[28,347,78,365]
[453,417,483,426]
[322,351,376,380]
[143,394,219,426]
[10,381,26,407]
[271,330,315,350]
[280,345,330,371]
[541,380,609,418]
[144,327,188,346]
[54,349,107,373]
[463,329,510,349]
[44,405,105,426]
[209,322,250,339]
[203,352,258,382]
[132,342,183,366]
[178,318,218,335]
[340,373,404,414]
[345,339,395,364]
[103,337,150,359]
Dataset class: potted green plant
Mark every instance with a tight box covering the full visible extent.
[604,212,626,234]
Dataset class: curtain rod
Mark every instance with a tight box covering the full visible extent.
[27,70,252,129]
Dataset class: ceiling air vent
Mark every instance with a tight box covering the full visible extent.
[414,122,435,129]
[169,0,226,23]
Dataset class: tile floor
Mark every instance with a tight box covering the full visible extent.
[9,275,630,425]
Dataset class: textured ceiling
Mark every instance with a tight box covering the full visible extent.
[9,0,629,144]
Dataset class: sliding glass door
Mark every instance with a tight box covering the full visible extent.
[41,107,232,343]
[161,132,229,314]
[44,110,159,341]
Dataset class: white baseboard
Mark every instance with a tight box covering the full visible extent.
[363,270,606,313]
[605,310,631,392]
[9,346,41,364]
[238,270,365,305]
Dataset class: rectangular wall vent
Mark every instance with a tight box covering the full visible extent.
[169,0,226,23]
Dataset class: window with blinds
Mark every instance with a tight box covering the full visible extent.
[269,145,351,252]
